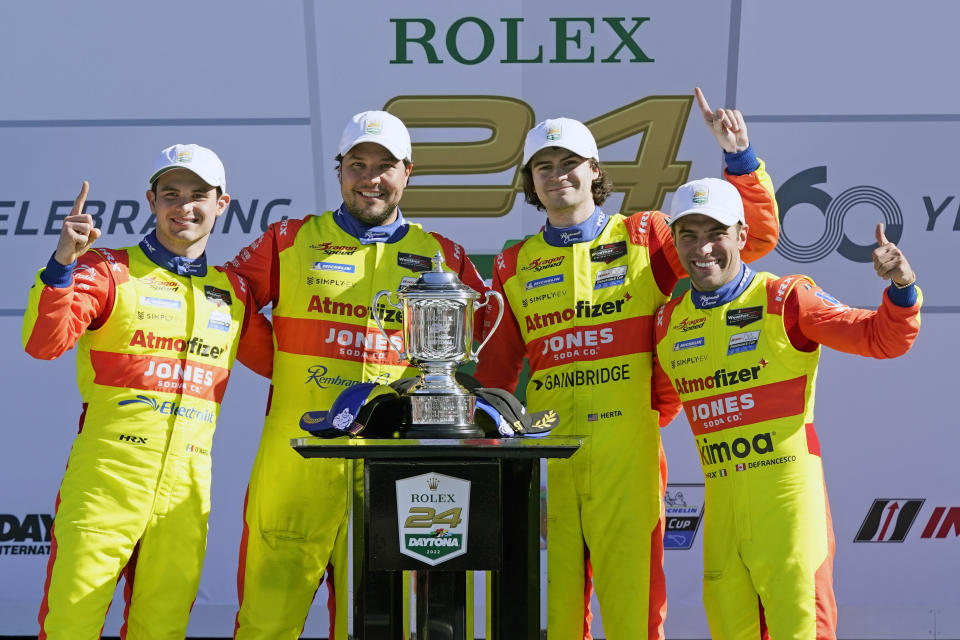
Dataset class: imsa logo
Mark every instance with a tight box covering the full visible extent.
[396,473,470,566]
[854,499,924,542]
[852,499,960,542]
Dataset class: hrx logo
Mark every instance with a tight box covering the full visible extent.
[854,499,960,542]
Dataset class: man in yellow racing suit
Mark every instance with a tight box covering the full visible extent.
[474,89,779,639]
[224,111,487,639]
[22,145,272,640]
[652,177,921,639]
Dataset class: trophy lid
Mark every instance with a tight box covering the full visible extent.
[399,251,479,299]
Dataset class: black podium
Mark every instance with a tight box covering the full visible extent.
[292,437,581,639]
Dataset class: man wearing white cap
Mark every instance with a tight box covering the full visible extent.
[225,110,486,639]
[475,89,780,639]
[652,179,920,640]
[22,144,273,639]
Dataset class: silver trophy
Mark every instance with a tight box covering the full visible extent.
[372,251,503,438]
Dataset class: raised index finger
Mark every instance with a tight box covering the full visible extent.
[694,87,712,118]
[72,181,90,217]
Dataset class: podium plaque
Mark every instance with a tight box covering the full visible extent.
[293,436,581,639]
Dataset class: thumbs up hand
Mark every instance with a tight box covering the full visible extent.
[872,223,915,287]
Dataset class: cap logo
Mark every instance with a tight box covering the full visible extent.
[532,409,558,429]
[176,149,193,163]
[331,407,354,429]
[546,126,562,141]
[692,188,708,204]
[364,121,383,136]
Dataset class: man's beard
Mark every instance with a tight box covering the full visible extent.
[343,202,397,227]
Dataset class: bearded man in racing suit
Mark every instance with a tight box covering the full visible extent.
[473,89,779,639]
[652,178,921,640]
[22,145,273,640]
[224,111,487,639]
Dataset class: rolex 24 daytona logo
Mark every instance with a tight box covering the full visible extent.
[396,473,471,566]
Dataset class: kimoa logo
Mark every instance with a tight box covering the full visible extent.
[698,432,773,465]
[390,17,654,65]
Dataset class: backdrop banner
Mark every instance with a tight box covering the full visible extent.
[1,1,956,637]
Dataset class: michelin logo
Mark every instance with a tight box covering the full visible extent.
[525,274,564,290]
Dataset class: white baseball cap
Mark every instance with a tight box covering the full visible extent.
[149,144,226,191]
[669,178,745,227]
[338,110,412,162]
[522,117,599,166]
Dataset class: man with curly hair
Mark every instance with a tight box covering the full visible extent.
[475,88,780,639]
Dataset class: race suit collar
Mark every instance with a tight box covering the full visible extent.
[139,231,207,277]
[691,263,755,309]
[543,207,609,247]
[334,204,410,244]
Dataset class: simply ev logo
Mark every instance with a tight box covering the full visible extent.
[775,166,903,263]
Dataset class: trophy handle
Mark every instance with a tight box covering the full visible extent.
[371,289,408,362]
[471,290,505,362]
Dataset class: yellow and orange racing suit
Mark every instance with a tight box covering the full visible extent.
[475,150,778,640]
[23,232,272,640]
[652,267,922,640]
[224,207,486,639]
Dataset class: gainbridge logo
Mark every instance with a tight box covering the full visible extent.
[853,499,960,542]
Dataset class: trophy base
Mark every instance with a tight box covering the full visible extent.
[403,392,480,439]
[402,422,485,439]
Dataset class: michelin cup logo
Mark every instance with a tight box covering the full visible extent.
[692,187,708,204]
[546,125,561,141]
[176,149,193,163]
[365,121,383,135]
[396,473,470,566]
